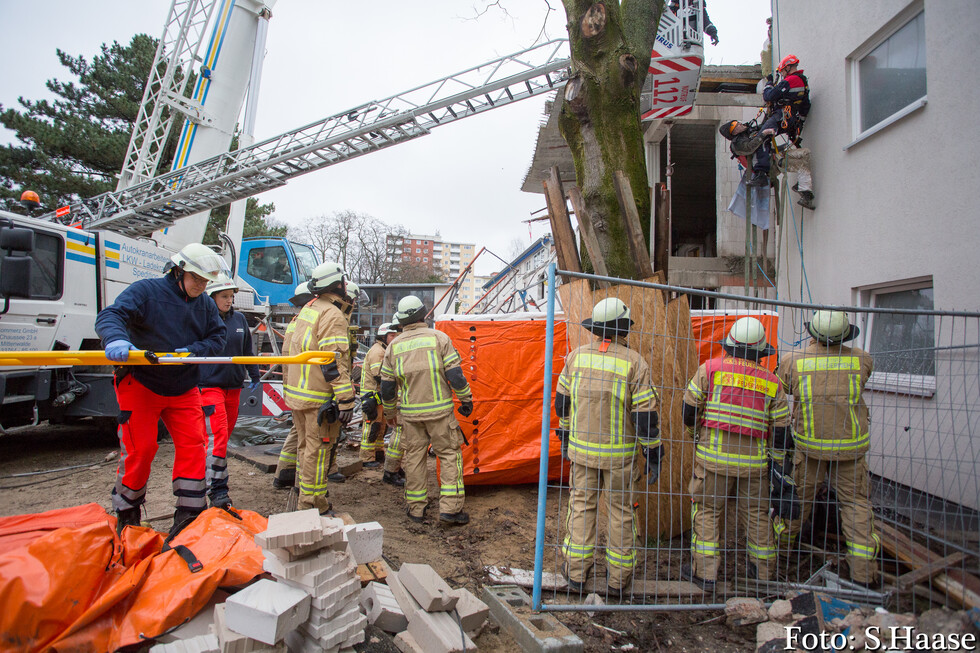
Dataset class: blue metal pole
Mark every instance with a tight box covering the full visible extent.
[532,262,557,610]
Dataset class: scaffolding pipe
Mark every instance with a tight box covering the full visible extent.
[532,262,557,611]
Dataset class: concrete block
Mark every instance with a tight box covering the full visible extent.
[149,633,219,652]
[280,551,356,597]
[263,547,340,581]
[386,571,422,623]
[157,590,229,643]
[394,630,426,653]
[299,603,362,640]
[308,576,361,615]
[448,587,488,634]
[267,517,346,562]
[297,612,367,651]
[343,521,384,565]
[482,585,583,653]
[407,610,475,653]
[255,509,324,550]
[726,597,768,627]
[361,581,408,633]
[309,593,361,626]
[213,603,287,653]
[224,579,311,646]
[398,563,458,613]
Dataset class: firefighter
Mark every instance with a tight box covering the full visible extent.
[359,323,406,487]
[775,311,880,588]
[380,296,473,525]
[681,317,792,588]
[96,243,228,537]
[282,262,355,514]
[554,298,662,598]
[199,273,262,508]
[273,282,314,490]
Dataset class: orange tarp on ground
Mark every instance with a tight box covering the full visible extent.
[0,504,267,652]
[690,310,780,371]
[437,318,568,486]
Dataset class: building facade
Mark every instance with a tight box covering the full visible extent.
[388,234,480,309]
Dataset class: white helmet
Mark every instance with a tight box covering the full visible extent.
[345,279,369,305]
[377,322,399,338]
[206,273,238,295]
[170,243,230,283]
[584,297,633,337]
[723,317,776,358]
[394,295,426,325]
[289,281,314,307]
[807,310,859,344]
[307,261,345,295]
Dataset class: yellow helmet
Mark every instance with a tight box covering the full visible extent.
[806,310,859,344]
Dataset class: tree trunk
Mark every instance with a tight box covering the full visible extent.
[559,1,662,280]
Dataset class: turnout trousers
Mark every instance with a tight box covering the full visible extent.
[360,406,386,462]
[777,452,879,582]
[293,407,339,513]
[562,460,639,590]
[688,463,775,581]
[401,413,464,518]
[111,375,207,514]
[384,419,404,474]
[274,423,298,484]
[200,386,241,498]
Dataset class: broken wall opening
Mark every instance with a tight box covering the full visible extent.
[658,123,717,258]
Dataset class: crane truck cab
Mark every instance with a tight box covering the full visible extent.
[237,238,319,307]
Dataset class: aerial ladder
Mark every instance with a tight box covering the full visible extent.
[640,0,706,120]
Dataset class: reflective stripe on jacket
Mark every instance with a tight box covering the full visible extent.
[283,295,353,410]
[361,341,385,395]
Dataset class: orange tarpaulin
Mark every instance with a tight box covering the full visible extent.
[690,310,780,371]
[437,318,568,486]
[0,504,267,652]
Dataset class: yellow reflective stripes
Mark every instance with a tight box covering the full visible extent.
[632,387,657,406]
[452,382,472,400]
[399,398,455,416]
[796,356,861,372]
[405,488,427,501]
[568,436,638,458]
[392,336,437,355]
[687,378,706,403]
[318,335,348,348]
[561,537,595,559]
[848,373,861,436]
[800,376,814,439]
[443,351,461,367]
[284,383,333,402]
[605,548,636,569]
[441,451,465,496]
[695,428,767,468]
[332,381,354,396]
[298,447,329,496]
[691,535,720,556]
[277,450,297,464]
[705,400,768,421]
[426,350,443,403]
[771,403,790,420]
[610,377,626,442]
[846,534,879,559]
[712,371,778,397]
[381,363,394,377]
[559,417,570,430]
[747,541,776,560]
[794,430,870,452]
[575,353,631,377]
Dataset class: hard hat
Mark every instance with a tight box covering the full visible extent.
[345,279,370,305]
[307,261,345,295]
[723,317,776,359]
[170,243,230,283]
[20,190,41,208]
[777,54,800,72]
[806,310,860,344]
[583,297,633,337]
[718,120,741,141]
[289,281,314,307]
[377,322,399,339]
[394,295,426,326]
[207,272,238,295]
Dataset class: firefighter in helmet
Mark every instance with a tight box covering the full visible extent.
[272,281,314,490]
[360,322,406,486]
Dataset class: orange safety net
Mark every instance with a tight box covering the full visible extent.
[0,504,267,652]
[690,311,780,371]
[437,319,569,486]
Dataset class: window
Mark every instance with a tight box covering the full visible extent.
[423,257,428,262]
[290,242,318,279]
[861,279,935,396]
[416,248,421,253]
[415,257,420,262]
[849,7,926,143]
[423,241,428,245]
[246,245,292,285]
[0,229,63,299]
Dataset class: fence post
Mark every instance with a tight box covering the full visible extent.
[533,262,558,611]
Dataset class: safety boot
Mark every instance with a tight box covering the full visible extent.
[383,470,406,487]
[328,472,346,483]
[680,563,716,591]
[797,190,815,210]
[272,469,295,490]
[407,506,427,524]
[115,506,142,535]
[363,460,382,469]
[209,489,233,509]
[439,511,470,526]
[561,562,587,593]
[746,170,769,187]
[168,508,201,541]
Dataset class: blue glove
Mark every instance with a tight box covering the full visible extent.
[249,379,261,390]
[105,340,134,362]
[161,347,190,358]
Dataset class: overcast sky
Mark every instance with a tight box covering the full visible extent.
[0,0,770,275]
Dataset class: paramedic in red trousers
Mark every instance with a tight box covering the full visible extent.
[554,298,662,599]
[199,273,262,509]
[96,243,228,537]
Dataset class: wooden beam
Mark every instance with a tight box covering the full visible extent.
[896,552,968,589]
[567,186,609,285]
[612,171,655,279]
[543,166,582,279]
[653,182,670,277]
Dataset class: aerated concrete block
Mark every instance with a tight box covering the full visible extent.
[482,585,583,653]
[212,603,284,653]
[296,612,368,651]
[394,630,426,653]
[308,576,361,616]
[398,563,458,612]
[149,633,219,653]
[266,517,346,562]
[448,587,489,634]
[255,509,324,550]
[299,603,362,640]
[386,571,422,623]
[361,581,408,633]
[280,550,357,596]
[407,610,476,653]
[343,521,384,565]
[224,579,311,646]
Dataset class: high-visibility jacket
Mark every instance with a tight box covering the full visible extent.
[283,295,354,411]
[380,322,471,421]
[556,338,660,470]
[777,341,873,461]
[684,356,790,476]
[361,341,385,397]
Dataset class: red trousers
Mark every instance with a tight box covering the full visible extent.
[200,387,241,496]
[111,376,207,513]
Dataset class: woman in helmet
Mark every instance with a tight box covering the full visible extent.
[198,274,262,509]
[95,242,229,539]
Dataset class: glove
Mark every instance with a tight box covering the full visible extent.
[705,25,719,45]
[338,407,353,426]
[684,424,697,440]
[105,340,135,363]
[769,460,802,520]
[457,400,473,417]
[248,380,261,390]
[161,347,190,358]
[362,394,379,421]
[368,421,382,443]
[642,446,665,485]
[555,428,570,461]
[317,399,338,426]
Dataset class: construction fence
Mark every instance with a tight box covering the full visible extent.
[533,265,980,613]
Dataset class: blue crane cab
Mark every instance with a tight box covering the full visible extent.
[237,238,320,306]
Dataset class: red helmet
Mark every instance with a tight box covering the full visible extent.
[777,54,800,72]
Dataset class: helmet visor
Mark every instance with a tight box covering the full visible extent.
[184,250,231,282]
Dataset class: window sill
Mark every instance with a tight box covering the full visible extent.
[844,97,927,151]
[866,371,936,398]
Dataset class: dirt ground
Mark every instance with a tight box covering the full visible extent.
[0,420,756,652]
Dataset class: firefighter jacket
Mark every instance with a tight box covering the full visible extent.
[380,323,471,422]
[777,341,873,461]
[684,355,790,476]
[361,341,385,399]
[763,70,810,118]
[283,295,354,411]
[555,338,660,470]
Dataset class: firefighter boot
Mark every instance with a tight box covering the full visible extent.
[747,170,769,187]
[209,489,233,509]
[439,511,470,526]
[115,506,142,535]
[273,468,295,490]
[168,508,201,541]
[383,470,406,486]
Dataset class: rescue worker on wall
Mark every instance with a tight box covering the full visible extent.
[380,296,473,525]
[273,281,313,490]
[199,273,262,509]
[555,298,662,599]
[360,322,406,487]
[681,317,792,588]
[775,311,880,588]
[282,262,355,514]
[96,243,228,537]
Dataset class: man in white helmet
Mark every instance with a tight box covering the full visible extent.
[272,281,314,490]
[681,316,792,589]
[776,311,879,588]
[380,296,473,525]
[359,323,405,486]
[282,262,355,514]
[95,242,228,539]
[554,298,662,599]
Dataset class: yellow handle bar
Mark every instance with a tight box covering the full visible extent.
[0,350,335,367]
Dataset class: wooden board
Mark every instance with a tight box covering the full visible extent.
[357,559,390,586]
[612,171,655,279]
[543,166,582,278]
[567,185,610,282]
[486,565,713,598]
[654,183,670,276]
